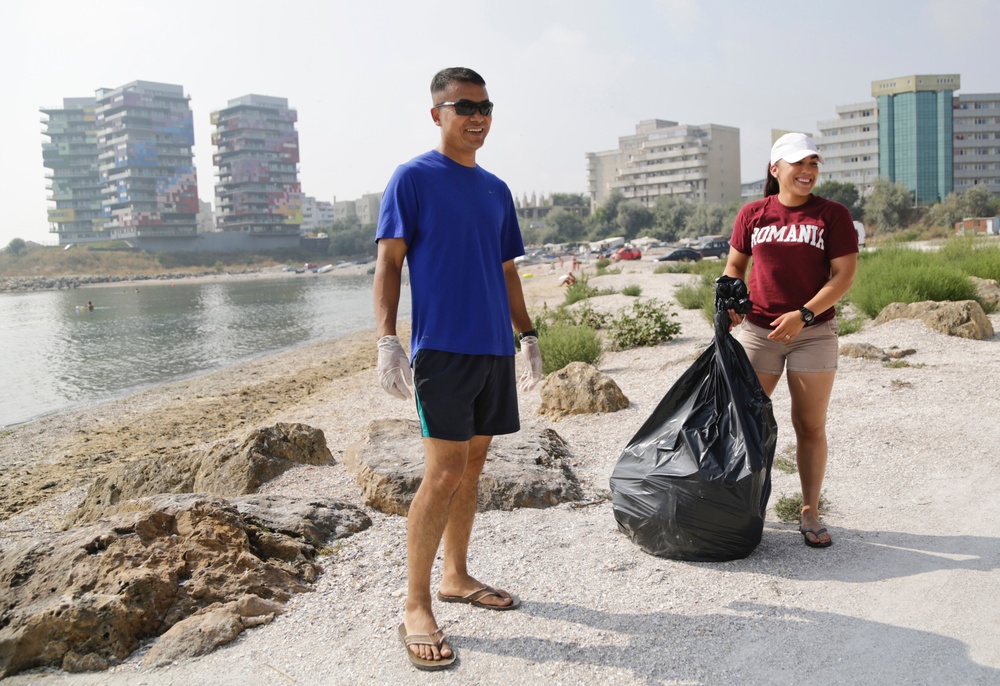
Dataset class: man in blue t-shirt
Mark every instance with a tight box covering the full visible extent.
[373,66,542,672]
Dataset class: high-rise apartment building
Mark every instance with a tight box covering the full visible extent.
[355,192,383,225]
[873,74,959,204]
[301,196,335,233]
[330,192,383,225]
[815,102,879,196]
[211,94,302,235]
[40,97,105,243]
[816,76,1000,201]
[586,119,741,209]
[95,81,200,239]
[953,92,1000,195]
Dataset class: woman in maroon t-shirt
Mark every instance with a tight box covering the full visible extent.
[723,133,859,549]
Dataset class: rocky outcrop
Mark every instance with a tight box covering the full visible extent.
[538,361,630,418]
[874,300,994,340]
[141,595,284,667]
[0,493,371,678]
[66,423,334,526]
[342,419,583,516]
[479,429,584,510]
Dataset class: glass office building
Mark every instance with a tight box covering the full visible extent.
[874,75,959,205]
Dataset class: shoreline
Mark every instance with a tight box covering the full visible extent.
[3,258,1000,684]
[0,260,378,293]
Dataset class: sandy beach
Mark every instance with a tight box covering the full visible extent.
[1,256,999,685]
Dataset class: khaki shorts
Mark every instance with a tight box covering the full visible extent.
[734,320,840,375]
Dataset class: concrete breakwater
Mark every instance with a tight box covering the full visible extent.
[0,270,262,293]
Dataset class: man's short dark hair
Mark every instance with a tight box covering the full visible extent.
[430,67,486,95]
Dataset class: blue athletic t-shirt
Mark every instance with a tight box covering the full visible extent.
[376,150,525,359]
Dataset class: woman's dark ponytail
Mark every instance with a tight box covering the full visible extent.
[764,163,779,197]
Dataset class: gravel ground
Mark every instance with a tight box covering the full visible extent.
[2,257,999,685]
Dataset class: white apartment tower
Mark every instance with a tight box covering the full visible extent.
[815,102,880,197]
[953,92,1000,195]
[586,119,741,210]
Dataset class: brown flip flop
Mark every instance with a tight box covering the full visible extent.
[398,622,457,671]
[437,585,522,611]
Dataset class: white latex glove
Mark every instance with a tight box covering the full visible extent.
[377,335,412,400]
[518,336,543,392]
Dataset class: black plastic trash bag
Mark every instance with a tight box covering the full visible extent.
[609,276,777,561]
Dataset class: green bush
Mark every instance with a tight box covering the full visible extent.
[572,301,612,330]
[835,308,867,335]
[654,262,693,274]
[595,258,611,269]
[536,324,603,374]
[690,261,727,278]
[562,273,616,305]
[673,282,708,309]
[938,237,1000,287]
[540,300,611,330]
[850,247,977,318]
[609,298,682,349]
[563,276,599,305]
[621,284,642,297]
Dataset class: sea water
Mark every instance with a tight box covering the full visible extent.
[0,273,410,427]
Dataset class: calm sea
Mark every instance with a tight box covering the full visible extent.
[0,273,411,428]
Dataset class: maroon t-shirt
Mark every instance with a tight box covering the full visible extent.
[730,194,858,329]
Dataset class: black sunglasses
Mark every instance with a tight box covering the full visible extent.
[434,99,494,116]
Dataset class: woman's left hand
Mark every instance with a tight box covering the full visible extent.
[768,312,806,343]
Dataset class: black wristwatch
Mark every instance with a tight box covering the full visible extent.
[799,307,815,326]
[518,328,538,340]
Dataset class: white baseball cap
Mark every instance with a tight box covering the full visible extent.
[770,132,824,165]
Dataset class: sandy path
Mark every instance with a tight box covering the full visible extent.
[2,256,999,685]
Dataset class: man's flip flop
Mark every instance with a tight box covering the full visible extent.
[437,585,522,611]
[398,623,457,671]
[800,527,833,548]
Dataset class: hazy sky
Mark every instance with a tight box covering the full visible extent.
[2,0,998,247]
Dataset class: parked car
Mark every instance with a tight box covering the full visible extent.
[612,246,642,261]
[656,248,703,263]
[699,239,730,259]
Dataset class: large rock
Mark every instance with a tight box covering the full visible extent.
[342,419,583,516]
[874,300,994,340]
[67,422,335,526]
[0,494,369,678]
[839,342,889,361]
[141,595,284,667]
[479,429,584,510]
[839,343,917,362]
[538,361,630,418]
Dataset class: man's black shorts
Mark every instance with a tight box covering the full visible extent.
[412,349,520,441]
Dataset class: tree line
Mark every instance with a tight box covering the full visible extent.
[6,182,998,261]
[520,180,1000,247]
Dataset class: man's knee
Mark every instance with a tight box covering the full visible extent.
[421,460,468,494]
